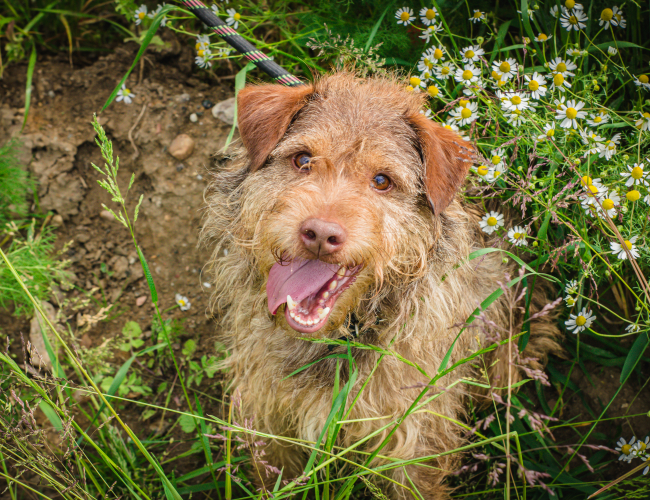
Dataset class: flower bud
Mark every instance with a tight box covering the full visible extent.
[476,36,484,44]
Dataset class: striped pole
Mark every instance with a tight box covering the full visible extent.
[180,0,304,87]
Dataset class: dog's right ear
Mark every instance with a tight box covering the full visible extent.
[237,83,314,172]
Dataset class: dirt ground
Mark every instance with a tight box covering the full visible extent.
[0,33,648,492]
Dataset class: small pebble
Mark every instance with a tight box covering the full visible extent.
[202,99,213,109]
[136,296,147,307]
[177,164,185,172]
[100,210,116,221]
[189,113,198,123]
[203,282,212,288]
[48,90,55,98]
[169,134,195,160]
[196,174,203,180]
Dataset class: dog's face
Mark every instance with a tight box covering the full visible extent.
[235,74,472,335]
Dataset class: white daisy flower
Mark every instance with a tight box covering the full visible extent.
[610,235,640,260]
[626,324,641,333]
[148,4,168,26]
[116,84,135,104]
[586,112,609,127]
[469,10,485,23]
[597,134,620,160]
[225,8,241,29]
[420,108,432,119]
[196,34,210,51]
[607,46,618,56]
[507,226,528,246]
[566,48,587,57]
[472,164,491,181]
[486,162,507,183]
[566,2,585,11]
[409,76,426,89]
[454,63,481,86]
[524,72,547,99]
[134,4,148,25]
[615,437,637,462]
[419,24,443,42]
[434,63,453,80]
[565,280,578,294]
[550,72,571,93]
[492,58,518,81]
[564,295,577,307]
[599,8,616,29]
[565,307,595,333]
[195,49,212,69]
[537,123,556,142]
[612,6,626,28]
[450,101,479,126]
[560,8,588,31]
[556,100,586,129]
[395,7,414,26]
[548,57,577,76]
[580,184,606,214]
[489,148,506,170]
[535,33,552,42]
[581,129,606,156]
[427,84,440,98]
[460,45,485,63]
[500,91,532,112]
[598,190,621,218]
[634,75,650,91]
[175,293,191,311]
[420,46,445,70]
[506,110,526,127]
[621,163,649,187]
[479,211,504,234]
[419,7,438,25]
[635,111,650,131]
[633,436,649,456]
[550,5,561,18]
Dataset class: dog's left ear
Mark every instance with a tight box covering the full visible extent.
[237,83,315,172]
[409,112,474,214]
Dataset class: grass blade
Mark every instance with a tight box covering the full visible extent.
[21,44,37,132]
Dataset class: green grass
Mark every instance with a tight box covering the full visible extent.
[1,0,650,499]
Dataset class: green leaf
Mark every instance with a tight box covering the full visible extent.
[182,339,197,358]
[123,321,142,338]
[620,333,649,383]
[489,20,512,64]
[39,401,63,431]
[179,413,197,433]
[138,246,158,303]
[21,44,37,132]
[364,1,395,52]
[587,41,644,53]
[223,61,256,152]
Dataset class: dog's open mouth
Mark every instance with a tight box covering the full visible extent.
[267,258,360,334]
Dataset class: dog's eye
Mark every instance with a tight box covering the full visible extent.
[371,174,392,192]
[292,152,312,172]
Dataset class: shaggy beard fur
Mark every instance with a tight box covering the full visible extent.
[201,73,561,499]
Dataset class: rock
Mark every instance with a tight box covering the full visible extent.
[76,232,91,243]
[168,134,195,160]
[136,295,147,307]
[174,93,191,103]
[29,301,59,371]
[212,97,236,125]
[50,214,63,227]
[189,113,198,123]
[80,333,92,349]
[112,256,129,279]
[100,210,116,221]
[202,99,213,109]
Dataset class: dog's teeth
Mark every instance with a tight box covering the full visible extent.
[317,308,324,316]
[323,307,330,316]
[322,291,329,300]
[336,266,345,277]
[287,295,297,311]
[306,319,313,326]
[289,310,296,319]
[329,280,337,290]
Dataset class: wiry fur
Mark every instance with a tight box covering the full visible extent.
[201,73,561,499]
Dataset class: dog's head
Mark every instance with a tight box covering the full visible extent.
[235,73,473,334]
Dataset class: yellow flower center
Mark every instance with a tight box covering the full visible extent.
[594,116,602,123]
[627,190,640,202]
[406,85,414,92]
[510,95,522,105]
[575,315,586,326]
[581,176,592,186]
[461,108,472,119]
[640,442,647,452]
[621,444,632,455]
[459,99,469,107]
[410,77,421,87]
[538,33,548,41]
[529,80,540,91]
[234,12,241,21]
[494,170,501,177]
[465,50,475,59]
[640,75,650,84]
[565,0,575,8]
[425,59,433,69]
[179,299,186,306]
[557,62,567,73]
[602,199,614,210]
[400,11,410,21]
[477,165,489,176]
[124,89,131,95]
[586,185,599,198]
[499,61,511,73]
[433,48,443,59]
[547,128,555,137]
[601,8,613,21]
[487,216,498,226]
[513,232,522,239]
[426,9,436,20]
[497,79,506,87]
[462,69,473,80]
[624,240,633,250]
[441,66,450,75]
[492,155,501,165]
[427,86,439,97]
[473,11,482,18]
[138,12,145,19]
[566,297,576,305]
[644,112,650,119]
[198,49,205,57]
[566,107,578,120]
[569,15,578,25]
[632,166,644,179]
[554,73,565,86]
[195,43,201,49]
[492,70,501,80]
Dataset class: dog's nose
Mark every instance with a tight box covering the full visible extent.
[299,218,347,256]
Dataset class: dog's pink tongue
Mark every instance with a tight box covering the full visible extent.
[267,258,339,314]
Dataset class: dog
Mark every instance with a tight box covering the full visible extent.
[202,73,561,499]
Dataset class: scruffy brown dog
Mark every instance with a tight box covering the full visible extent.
[202,73,560,499]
